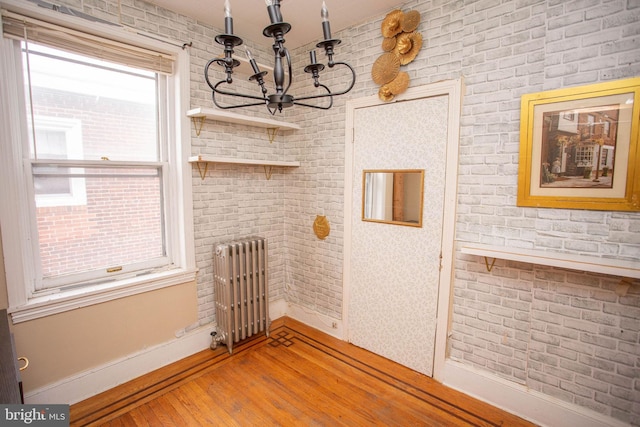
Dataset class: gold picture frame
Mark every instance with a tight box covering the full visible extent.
[517,78,640,211]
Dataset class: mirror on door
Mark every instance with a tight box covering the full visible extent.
[362,169,425,227]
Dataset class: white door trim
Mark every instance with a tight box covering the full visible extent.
[343,79,463,381]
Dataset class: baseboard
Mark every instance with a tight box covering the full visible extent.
[269,298,288,321]
[283,301,342,339]
[25,325,213,405]
[441,360,629,427]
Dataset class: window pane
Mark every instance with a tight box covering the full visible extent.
[34,129,71,195]
[33,166,166,283]
[24,43,158,162]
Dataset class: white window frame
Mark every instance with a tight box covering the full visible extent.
[31,116,87,208]
[0,0,196,323]
[575,145,594,167]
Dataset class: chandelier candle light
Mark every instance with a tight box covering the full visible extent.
[205,0,356,114]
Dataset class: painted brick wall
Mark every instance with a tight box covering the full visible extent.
[24,0,639,424]
[284,0,640,424]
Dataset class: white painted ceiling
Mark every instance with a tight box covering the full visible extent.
[149,0,407,49]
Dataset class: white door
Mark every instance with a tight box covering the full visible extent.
[345,87,454,377]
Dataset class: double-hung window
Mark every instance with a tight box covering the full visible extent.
[0,4,195,322]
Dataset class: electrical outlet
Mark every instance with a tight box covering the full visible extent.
[332,322,338,329]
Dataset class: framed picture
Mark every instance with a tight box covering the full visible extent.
[517,78,640,211]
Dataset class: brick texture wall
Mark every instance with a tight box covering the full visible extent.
[284,0,640,424]
[35,0,639,424]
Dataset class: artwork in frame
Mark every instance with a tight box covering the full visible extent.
[517,78,640,211]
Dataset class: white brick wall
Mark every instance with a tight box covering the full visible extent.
[35,0,639,424]
[287,0,640,424]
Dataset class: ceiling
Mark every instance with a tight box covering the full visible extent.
[149,0,407,49]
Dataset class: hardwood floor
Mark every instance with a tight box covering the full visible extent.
[70,317,537,426]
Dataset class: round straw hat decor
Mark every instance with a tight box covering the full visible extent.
[393,31,422,65]
[387,71,410,95]
[378,85,394,102]
[401,10,420,32]
[371,52,400,85]
[381,36,396,52]
[381,10,404,38]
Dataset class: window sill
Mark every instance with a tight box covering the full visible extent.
[8,268,198,324]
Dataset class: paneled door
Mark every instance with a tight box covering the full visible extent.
[344,82,461,377]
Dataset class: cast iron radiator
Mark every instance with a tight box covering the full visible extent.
[211,237,269,354]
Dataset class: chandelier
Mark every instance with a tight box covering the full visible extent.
[204,0,356,114]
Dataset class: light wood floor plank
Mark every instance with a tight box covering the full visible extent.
[267,334,483,426]
[256,338,453,426]
[284,325,499,426]
[124,407,150,427]
[172,382,240,426]
[205,354,322,424]
[146,397,188,426]
[245,349,374,425]
[71,317,537,426]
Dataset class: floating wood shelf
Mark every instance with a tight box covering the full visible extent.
[188,155,300,180]
[187,107,300,142]
[459,242,640,279]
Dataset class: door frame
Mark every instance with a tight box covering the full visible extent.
[342,79,463,381]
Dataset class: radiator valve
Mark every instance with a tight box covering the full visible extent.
[210,328,226,350]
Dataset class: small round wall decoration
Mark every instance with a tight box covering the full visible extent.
[313,215,330,240]
[387,71,410,95]
[381,9,404,38]
[393,32,422,65]
[371,52,400,85]
[382,37,396,52]
[401,10,421,32]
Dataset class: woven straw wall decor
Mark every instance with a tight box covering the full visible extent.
[372,9,423,102]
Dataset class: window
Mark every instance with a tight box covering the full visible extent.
[32,117,86,207]
[586,114,595,136]
[601,147,614,168]
[0,6,195,322]
[25,42,167,290]
[575,145,594,167]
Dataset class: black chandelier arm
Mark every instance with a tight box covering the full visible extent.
[212,93,268,110]
[204,59,236,90]
[210,79,270,110]
[292,84,333,110]
[211,79,266,102]
[282,47,293,97]
[294,61,356,102]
